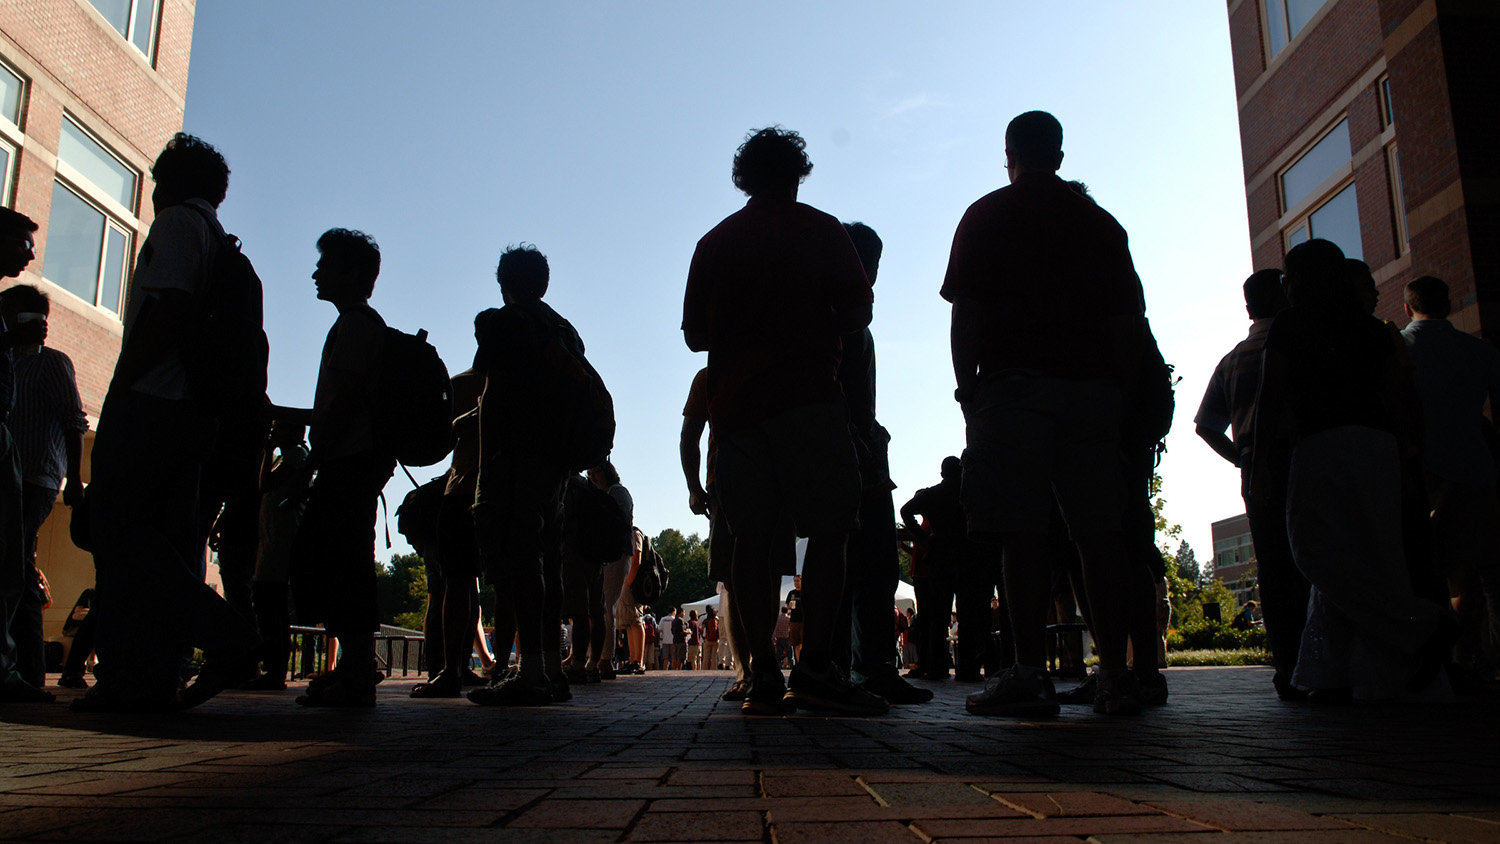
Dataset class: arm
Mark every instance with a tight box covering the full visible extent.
[61,430,84,506]
[1196,423,1240,466]
[624,531,643,586]
[899,494,930,546]
[950,299,983,404]
[680,416,710,516]
[834,301,873,335]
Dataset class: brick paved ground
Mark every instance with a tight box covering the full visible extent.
[2,666,1497,843]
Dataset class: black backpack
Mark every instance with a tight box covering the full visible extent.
[180,206,269,421]
[395,474,447,559]
[564,477,632,565]
[1122,317,1177,459]
[377,327,454,467]
[537,328,615,472]
[631,532,669,606]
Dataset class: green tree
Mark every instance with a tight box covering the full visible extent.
[652,528,715,615]
[1174,540,1200,586]
[375,552,428,629]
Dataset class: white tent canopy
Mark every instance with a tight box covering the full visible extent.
[679,538,918,616]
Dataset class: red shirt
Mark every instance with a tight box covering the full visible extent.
[940,174,1143,380]
[682,197,872,434]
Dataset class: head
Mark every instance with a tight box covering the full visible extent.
[940,455,963,481]
[589,459,620,490]
[0,284,49,347]
[905,607,914,617]
[793,574,802,589]
[732,127,813,198]
[706,606,715,619]
[1242,269,1288,321]
[313,228,380,304]
[668,607,677,617]
[496,243,549,302]
[151,133,230,211]
[1344,259,1378,315]
[1005,111,1064,180]
[689,610,698,621]
[1282,238,1350,311]
[1404,275,1451,320]
[0,207,38,279]
[781,605,789,616]
[843,221,882,284]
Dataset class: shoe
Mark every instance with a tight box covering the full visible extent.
[584,667,602,684]
[467,675,552,707]
[562,666,588,685]
[1135,669,1168,706]
[179,651,257,709]
[598,663,617,680]
[1273,673,1309,702]
[1306,687,1353,705]
[461,669,488,687]
[742,671,794,716]
[786,660,890,715]
[1092,669,1142,716]
[549,675,573,702]
[410,672,462,699]
[239,674,288,691]
[965,665,1059,718]
[0,677,56,704]
[721,680,751,702]
[852,664,932,705]
[295,678,376,708]
[1056,672,1098,705]
[57,674,89,690]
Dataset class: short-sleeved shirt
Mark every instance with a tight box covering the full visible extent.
[940,173,1143,380]
[657,615,676,645]
[1194,319,1274,462]
[682,367,716,489]
[10,346,89,490]
[121,199,223,399]
[904,481,966,546]
[1402,318,1500,485]
[310,303,386,460]
[785,588,802,623]
[682,197,872,435]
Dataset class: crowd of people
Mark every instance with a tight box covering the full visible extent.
[0,108,1491,716]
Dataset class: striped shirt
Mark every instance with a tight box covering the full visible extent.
[11,346,88,491]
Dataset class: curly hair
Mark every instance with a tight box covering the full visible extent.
[151,133,230,208]
[497,243,549,301]
[316,228,381,297]
[0,207,38,237]
[732,127,813,197]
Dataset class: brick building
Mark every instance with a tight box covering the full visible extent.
[1209,513,1259,606]
[1226,0,1499,337]
[1,0,197,645]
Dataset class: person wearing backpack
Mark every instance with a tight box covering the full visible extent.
[282,229,396,708]
[469,245,601,707]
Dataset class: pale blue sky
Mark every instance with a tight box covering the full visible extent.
[183,2,1253,564]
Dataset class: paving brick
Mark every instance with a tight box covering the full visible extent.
[1091,832,1416,844]
[629,810,764,841]
[867,783,1001,807]
[1333,812,1500,843]
[508,798,646,829]
[912,814,1214,838]
[1147,799,1357,831]
[990,791,1159,817]
[770,820,920,843]
[761,772,867,797]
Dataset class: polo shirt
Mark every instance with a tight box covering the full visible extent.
[1194,319,1275,463]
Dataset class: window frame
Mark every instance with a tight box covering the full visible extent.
[1263,0,1333,60]
[1277,117,1352,218]
[1387,144,1408,256]
[83,0,161,64]
[44,115,142,317]
[1282,177,1361,260]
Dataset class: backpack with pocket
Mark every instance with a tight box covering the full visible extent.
[377,327,454,467]
[536,323,615,472]
[180,206,269,421]
[395,474,448,559]
[1122,317,1177,460]
[631,532,669,606]
[564,476,632,565]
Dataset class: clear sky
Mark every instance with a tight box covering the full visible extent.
[182,2,1255,568]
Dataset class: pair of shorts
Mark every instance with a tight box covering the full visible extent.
[435,490,481,582]
[715,400,861,542]
[961,375,1125,538]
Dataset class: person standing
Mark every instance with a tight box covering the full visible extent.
[657,607,678,670]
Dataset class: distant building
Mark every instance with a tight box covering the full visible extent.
[1210,514,1258,605]
[1,0,198,645]
[1226,0,1499,337]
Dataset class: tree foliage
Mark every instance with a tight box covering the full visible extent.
[651,528,715,616]
[1174,540,1201,586]
[375,552,428,630]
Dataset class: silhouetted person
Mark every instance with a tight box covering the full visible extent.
[1401,276,1500,681]
[943,111,1146,717]
[0,207,52,704]
[241,420,310,690]
[77,135,258,712]
[682,126,884,715]
[468,245,586,706]
[288,228,395,708]
[1196,269,1309,699]
[589,459,633,678]
[832,222,931,704]
[900,457,971,684]
[1251,239,1447,700]
[0,284,86,690]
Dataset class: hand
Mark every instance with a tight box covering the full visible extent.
[688,488,711,517]
[62,479,84,508]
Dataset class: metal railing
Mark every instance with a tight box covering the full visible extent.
[288,626,426,678]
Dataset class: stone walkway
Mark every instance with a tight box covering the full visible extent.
[1,667,1497,843]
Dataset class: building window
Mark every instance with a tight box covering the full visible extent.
[1265,0,1331,56]
[1281,119,1349,211]
[43,117,139,315]
[1280,118,1361,260]
[1388,145,1409,255]
[0,62,22,128]
[85,0,160,61]
[1379,76,1395,129]
[0,139,15,207]
[1285,183,1362,260]
[0,62,23,207]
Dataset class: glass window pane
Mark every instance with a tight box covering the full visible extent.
[1266,1,1289,55]
[87,0,132,37]
[44,182,107,305]
[101,226,128,313]
[1308,183,1362,261]
[1281,119,1349,211]
[131,0,157,56]
[1382,77,1395,127]
[59,118,137,210]
[1287,0,1330,39]
[1287,224,1309,249]
[0,144,11,204]
[0,64,22,126]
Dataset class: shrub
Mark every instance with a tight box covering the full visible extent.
[1166,648,1274,667]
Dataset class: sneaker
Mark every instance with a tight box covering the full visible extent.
[786,660,890,715]
[57,674,89,690]
[852,664,932,705]
[742,671,794,716]
[721,679,751,702]
[461,669,489,687]
[409,673,462,699]
[550,675,573,702]
[965,665,1059,718]
[1055,672,1098,705]
[1092,669,1142,716]
[1135,669,1168,706]
[466,675,552,707]
[598,663,617,680]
